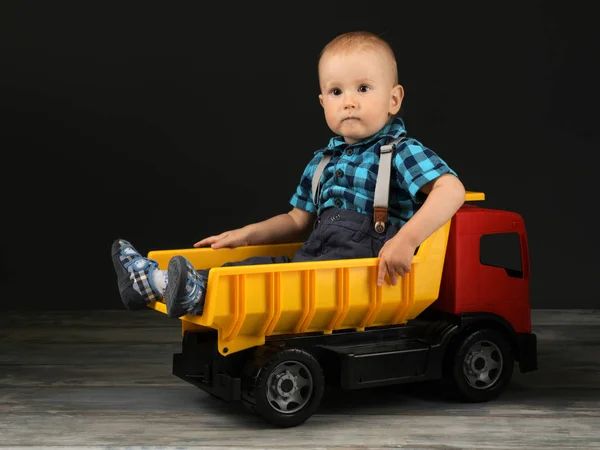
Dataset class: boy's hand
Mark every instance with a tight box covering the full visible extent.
[377,235,417,286]
[193,228,250,249]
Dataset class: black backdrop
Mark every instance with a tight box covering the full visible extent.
[1,2,598,310]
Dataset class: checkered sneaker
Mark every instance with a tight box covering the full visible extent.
[111,239,162,311]
[165,255,207,318]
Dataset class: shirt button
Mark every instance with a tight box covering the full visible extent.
[334,199,342,207]
[346,148,354,156]
[335,169,344,177]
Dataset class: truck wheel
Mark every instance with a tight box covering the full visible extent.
[242,348,325,428]
[446,328,514,402]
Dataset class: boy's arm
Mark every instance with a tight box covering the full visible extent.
[377,173,465,286]
[396,173,465,250]
[194,207,315,249]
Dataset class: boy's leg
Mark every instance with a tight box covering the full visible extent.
[164,255,292,318]
[111,239,167,311]
[113,236,294,318]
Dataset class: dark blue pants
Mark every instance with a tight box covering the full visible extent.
[226,207,398,266]
[191,208,399,313]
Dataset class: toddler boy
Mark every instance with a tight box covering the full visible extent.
[112,31,466,318]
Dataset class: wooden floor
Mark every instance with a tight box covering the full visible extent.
[1,309,599,449]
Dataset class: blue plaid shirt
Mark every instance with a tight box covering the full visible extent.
[289,116,458,229]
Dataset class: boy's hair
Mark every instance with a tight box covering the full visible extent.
[318,31,398,84]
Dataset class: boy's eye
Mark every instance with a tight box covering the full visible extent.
[331,88,342,96]
[358,85,370,93]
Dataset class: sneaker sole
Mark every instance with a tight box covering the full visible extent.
[111,239,149,311]
[165,256,189,318]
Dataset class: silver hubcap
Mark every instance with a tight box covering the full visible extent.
[463,340,503,389]
[266,361,313,414]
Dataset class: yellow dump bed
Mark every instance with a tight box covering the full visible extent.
[147,192,485,355]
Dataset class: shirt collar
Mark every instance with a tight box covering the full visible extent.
[317,116,407,155]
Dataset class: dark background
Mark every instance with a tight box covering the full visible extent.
[1,2,598,311]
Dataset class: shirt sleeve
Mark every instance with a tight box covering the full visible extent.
[393,139,458,203]
[289,152,324,214]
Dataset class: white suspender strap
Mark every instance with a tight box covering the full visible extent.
[311,154,332,205]
[373,136,406,233]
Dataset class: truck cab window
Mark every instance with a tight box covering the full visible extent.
[480,232,523,278]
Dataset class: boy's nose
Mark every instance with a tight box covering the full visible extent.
[343,94,357,109]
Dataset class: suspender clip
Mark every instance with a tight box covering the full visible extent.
[379,143,395,153]
[374,222,386,233]
[373,206,388,234]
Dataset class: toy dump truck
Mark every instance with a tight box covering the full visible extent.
[146,191,537,428]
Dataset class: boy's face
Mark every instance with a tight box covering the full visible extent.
[318,49,403,144]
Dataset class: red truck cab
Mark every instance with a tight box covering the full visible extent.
[437,204,531,332]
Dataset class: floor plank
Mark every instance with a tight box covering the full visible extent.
[0,309,599,449]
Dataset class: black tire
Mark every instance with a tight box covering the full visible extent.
[242,347,325,428]
[446,328,514,402]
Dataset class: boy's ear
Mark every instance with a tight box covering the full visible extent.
[389,84,404,115]
[319,94,324,108]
